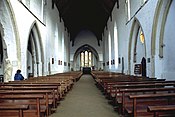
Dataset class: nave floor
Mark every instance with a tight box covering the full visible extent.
[49,74,119,117]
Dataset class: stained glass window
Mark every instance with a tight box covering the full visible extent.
[80,51,92,67]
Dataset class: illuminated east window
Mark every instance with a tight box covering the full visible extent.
[85,51,88,66]
[80,51,92,67]
[81,52,84,67]
[89,52,92,67]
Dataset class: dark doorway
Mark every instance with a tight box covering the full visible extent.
[121,57,124,74]
[141,57,146,77]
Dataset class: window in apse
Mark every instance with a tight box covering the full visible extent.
[80,51,92,67]
[81,52,84,67]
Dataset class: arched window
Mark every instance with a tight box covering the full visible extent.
[125,0,131,21]
[108,32,112,69]
[80,51,92,67]
[114,22,119,69]
[88,52,92,67]
[81,52,84,67]
[140,30,145,44]
[85,51,88,66]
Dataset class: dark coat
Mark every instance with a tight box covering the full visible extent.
[14,73,24,80]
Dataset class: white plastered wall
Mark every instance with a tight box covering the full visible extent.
[103,0,175,81]
[103,0,158,76]
[1,0,70,81]
[10,0,46,78]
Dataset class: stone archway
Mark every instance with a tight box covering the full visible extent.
[27,23,44,78]
[151,0,174,79]
[73,44,99,71]
[128,19,146,76]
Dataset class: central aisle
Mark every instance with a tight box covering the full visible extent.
[50,75,119,117]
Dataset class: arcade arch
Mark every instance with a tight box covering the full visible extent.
[27,23,44,77]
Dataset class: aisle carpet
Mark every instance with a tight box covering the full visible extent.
[49,74,119,117]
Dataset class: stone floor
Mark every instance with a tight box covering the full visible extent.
[49,74,119,117]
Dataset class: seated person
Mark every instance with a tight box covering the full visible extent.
[14,69,24,80]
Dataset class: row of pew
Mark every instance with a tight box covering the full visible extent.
[0,71,82,117]
[92,71,175,117]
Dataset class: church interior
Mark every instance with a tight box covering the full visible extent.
[0,0,175,117]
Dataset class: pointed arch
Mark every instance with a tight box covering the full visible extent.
[73,44,99,71]
[159,0,172,58]
[128,18,146,75]
[151,0,173,78]
[151,0,163,56]
[74,44,99,61]
[26,21,44,77]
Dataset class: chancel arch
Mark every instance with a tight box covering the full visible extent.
[73,44,99,71]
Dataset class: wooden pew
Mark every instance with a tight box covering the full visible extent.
[12,77,72,98]
[51,71,83,82]
[0,94,44,117]
[104,81,175,108]
[0,90,55,117]
[0,72,79,116]
[147,105,175,117]
[5,76,72,99]
[119,87,175,115]
[127,93,175,117]
[0,86,59,107]
[113,82,175,107]
[92,71,175,117]
[0,83,60,101]
[0,105,29,117]
[105,80,170,99]
[0,84,61,115]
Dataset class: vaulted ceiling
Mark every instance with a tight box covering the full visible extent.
[53,0,119,46]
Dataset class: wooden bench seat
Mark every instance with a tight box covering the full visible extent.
[9,77,72,98]
[0,72,81,117]
[0,94,44,117]
[118,87,175,114]
[102,81,175,110]
[0,105,29,117]
[127,93,175,117]
[112,82,175,106]
[148,105,175,117]
[2,78,71,100]
[105,80,174,99]
[0,91,53,114]
[0,87,59,116]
